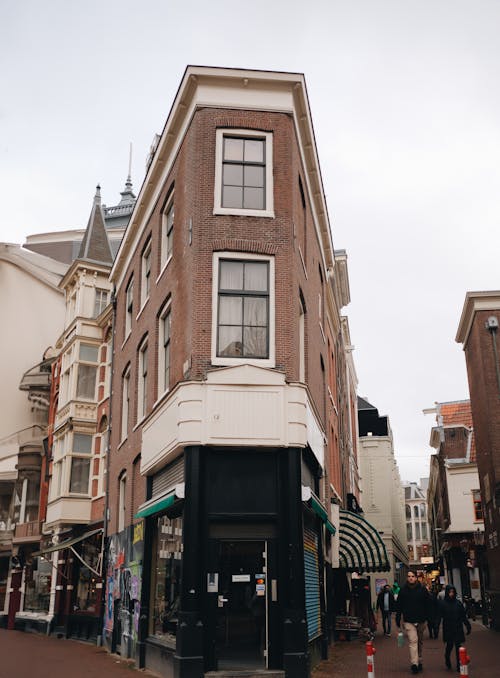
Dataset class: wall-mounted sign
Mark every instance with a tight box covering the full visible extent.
[232,574,251,582]
[207,573,218,593]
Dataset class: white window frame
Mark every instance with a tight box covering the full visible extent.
[213,129,274,218]
[93,288,108,318]
[75,342,99,401]
[68,431,93,495]
[118,472,127,533]
[158,303,171,398]
[121,365,131,443]
[137,338,148,422]
[140,240,152,310]
[160,194,174,274]
[125,277,134,337]
[211,251,275,368]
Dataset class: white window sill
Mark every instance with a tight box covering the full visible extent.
[121,331,131,351]
[211,356,275,369]
[136,298,149,320]
[133,416,147,432]
[213,207,275,219]
[156,255,173,284]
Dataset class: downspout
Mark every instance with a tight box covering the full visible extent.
[98,288,116,645]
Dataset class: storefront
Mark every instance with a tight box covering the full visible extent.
[125,444,326,678]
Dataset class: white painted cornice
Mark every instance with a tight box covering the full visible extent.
[110,65,335,288]
[456,290,500,346]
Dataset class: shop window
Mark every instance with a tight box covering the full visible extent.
[23,547,51,612]
[73,536,101,613]
[149,514,183,642]
[0,555,9,610]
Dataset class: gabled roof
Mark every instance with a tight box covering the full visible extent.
[77,186,113,265]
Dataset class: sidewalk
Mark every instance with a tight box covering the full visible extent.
[313,621,497,677]
[0,628,160,678]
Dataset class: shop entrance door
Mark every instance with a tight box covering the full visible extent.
[215,540,267,670]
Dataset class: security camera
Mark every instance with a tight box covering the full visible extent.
[486,316,499,331]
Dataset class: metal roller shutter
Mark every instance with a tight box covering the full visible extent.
[303,524,321,640]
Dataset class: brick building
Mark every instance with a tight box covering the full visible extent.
[426,400,485,609]
[456,293,500,629]
[103,66,386,678]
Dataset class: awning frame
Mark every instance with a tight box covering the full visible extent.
[302,486,337,536]
[338,509,390,573]
[134,482,185,519]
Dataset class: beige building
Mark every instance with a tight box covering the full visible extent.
[0,244,66,619]
[357,397,408,600]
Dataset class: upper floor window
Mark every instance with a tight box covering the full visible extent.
[161,195,174,271]
[69,432,92,494]
[121,365,130,442]
[217,260,268,359]
[141,239,152,308]
[158,304,171,397]
[212,252,275,368]
[93,288,108,318]
[138,339,148,421]
[76,343,98,400]
[125,277,134,336]
[472,489,483,521]
[118,472,127,533]
[214,129,274,218]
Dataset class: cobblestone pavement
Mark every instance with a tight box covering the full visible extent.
[313,620,497,677]
[0,629,159,678]
[0,621,496,678]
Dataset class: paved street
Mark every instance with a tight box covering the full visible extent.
[313,620,497,677]
[0,621,496,677]
[0,629,159,678]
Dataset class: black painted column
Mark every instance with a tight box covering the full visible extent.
[282,447,309,678]
[174,445,204,678]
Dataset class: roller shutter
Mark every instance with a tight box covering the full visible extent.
[303,524,321,640]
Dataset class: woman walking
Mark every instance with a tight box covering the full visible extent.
[437,585,471,671]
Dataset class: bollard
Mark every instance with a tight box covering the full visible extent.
[459,646,470,676]
[366,640,376,678]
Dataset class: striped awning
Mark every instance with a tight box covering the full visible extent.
[338,509,390,572]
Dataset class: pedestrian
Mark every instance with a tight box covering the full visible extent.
[437,585,471,672]
[392,581,401,600]
[376,583,395,636]
[395,570,430,674]
[426,587,439,639]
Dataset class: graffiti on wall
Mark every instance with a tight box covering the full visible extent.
[104,522,144,657]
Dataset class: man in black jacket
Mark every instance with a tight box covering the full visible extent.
[396,571,430,674]
[376,584,395,636]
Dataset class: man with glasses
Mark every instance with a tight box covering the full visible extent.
[396,570,430,674]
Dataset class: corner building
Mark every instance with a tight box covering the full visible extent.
[106,67,358,678]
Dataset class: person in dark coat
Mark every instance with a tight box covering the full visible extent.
[396,570,430,674]
[376,584,395,636]
[427,587,440,639]
[437,585,471,671]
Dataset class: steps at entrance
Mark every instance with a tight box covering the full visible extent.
[206,672,285,678]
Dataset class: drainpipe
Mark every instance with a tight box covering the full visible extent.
[98,289,116,646]
[485,316,500,396]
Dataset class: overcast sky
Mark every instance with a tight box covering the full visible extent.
[2,0,500,483]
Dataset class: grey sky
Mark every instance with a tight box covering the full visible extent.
[2,0,500,482]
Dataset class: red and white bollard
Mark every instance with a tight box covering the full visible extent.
[366,640,376,678]
[459,646,470,675]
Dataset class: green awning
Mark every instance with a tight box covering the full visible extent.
[338,509,390,572]
[32,528,102,557]
[135,492,175,519]
[309,493,337,535]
